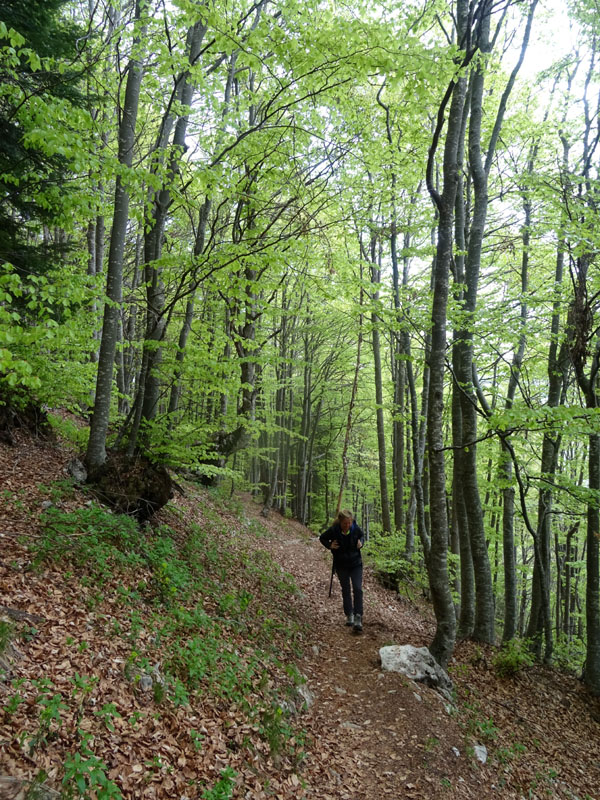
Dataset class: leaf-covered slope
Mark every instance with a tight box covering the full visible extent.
[1,428,600,799]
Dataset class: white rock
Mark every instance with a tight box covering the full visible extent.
[474,744,487,764]
[379,644,454,701]
[452,747,460,757]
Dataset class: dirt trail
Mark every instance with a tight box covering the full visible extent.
[241,502,507,800]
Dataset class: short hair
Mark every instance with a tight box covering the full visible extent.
[337,509,353,522]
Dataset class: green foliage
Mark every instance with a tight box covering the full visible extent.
[496,740,527,765]
[0,264,97,405]
[199,767,237,800]
[258,702,308,763]
[164,626,259,709]
[61,751,122,799]
[144,534,191,604]
[471,716,499,742]
[47,413,89,449]
[32,505,144,582]
[189,728,204,752]
[70,673,98,706]
[93,703,121,733]
[493,639,535,677]
[365,530,426,594]
[3,679,25,717]
[28,499,304,766]
[28,678,68,753]
[363,530,404,575]
[259,704,290,757]
[552,634,586,674]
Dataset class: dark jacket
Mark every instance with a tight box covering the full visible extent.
[319,521,364,570]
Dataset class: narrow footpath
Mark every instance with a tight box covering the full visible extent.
[240,500,508,800]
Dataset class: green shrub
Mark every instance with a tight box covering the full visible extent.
[553,634,586,674]
[365,530,427,594]
[493,638,534,677]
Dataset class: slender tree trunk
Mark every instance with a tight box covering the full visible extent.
[336,269,364,516]
[452,79,473,637]
[138,21,208,432]
[501,192,531,642]
[457,12,495,645]
[86,3,145,470]
[586,430,600,693]
[296,329,312,522]
[424,0,470,662]
[370,243,392,533]
[526,123,571,660]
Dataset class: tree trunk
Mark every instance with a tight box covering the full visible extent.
[526,136,570,658]
[370,243,392,533]
[424,0,470,662]
[335,268,364,516]
[86,3,145,470]
[138,21,208,432]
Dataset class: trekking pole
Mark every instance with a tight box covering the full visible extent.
[328,560,335,597]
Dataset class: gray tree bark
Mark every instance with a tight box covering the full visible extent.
[424,0,471,666]
[369,240,392,533]
[85,2,145,470]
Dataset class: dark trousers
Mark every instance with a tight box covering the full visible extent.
[336,564,363,616]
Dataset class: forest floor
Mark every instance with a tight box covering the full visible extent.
[1,424,600,800]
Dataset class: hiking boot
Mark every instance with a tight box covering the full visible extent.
[353,614,363,633]
[345,613,354,626]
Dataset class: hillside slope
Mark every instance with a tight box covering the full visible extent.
[1,429,599,799]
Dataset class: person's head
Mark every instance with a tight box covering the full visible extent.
[338,509,353,533]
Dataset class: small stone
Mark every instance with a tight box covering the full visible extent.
[474,744,487,764]
[335,687,347,695]
[139,674,153,692]
[413,692,422,702]
[297,683,315,709]
[452,747,460,757]
[67,458,87,484]
[41,500,53,510]
[340,721,362,731]
[311,645,319,656]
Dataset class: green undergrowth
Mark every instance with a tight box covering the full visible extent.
[365,530,428,597]
[11,487,308,797]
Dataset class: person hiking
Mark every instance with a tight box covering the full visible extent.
[319,509,365,632]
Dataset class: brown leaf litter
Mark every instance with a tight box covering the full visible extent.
[1,428,600,799]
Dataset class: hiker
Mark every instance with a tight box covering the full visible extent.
[319,509,365,632]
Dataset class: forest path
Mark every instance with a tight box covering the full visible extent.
[239,499,506,800]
